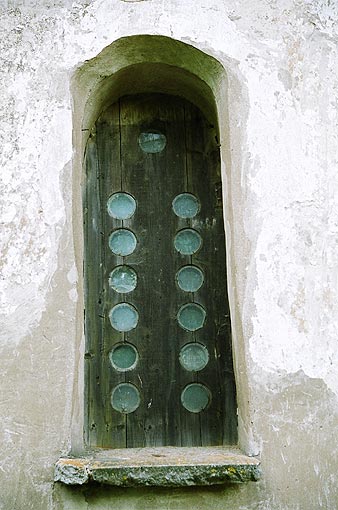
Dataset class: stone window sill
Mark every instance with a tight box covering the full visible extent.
[54,446,261,487]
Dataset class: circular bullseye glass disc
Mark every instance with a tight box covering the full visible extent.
[109,303,139,332]
[172,193,200,219]
[174,229,202,255]
[109,266,137,293]
[138,132,167,153]
[181,383,211,413]
[109,229,137,256]
[177,303,206,331]
[111,383,140,414]
[176,265,204,293]
[109,343,138,371]
[179,343,209,372]
[107,192,136,220]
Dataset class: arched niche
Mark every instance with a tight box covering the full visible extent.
[70,35,252,455]
[72,35,230,160]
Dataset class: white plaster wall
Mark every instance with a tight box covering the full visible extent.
[0,1,337,509]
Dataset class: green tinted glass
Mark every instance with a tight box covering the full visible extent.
[181,383,211,413]
[108,229,137,256]
[172,193,200,218]
[107,192,136,220]
[179,343,209,372]
[109,343,138,371]
[111,383,140,414]
[177,303,206,331]
[109,303,139,332]
[176,265,204,292]
[109,265,137,293]
[174,229,202,255]
[138,132,166,153]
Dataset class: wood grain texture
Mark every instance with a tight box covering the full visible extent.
[84,93,237,448]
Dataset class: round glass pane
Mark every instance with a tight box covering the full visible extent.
[111,383,140,414]
[181,383,211,413]
[108,229,137,256]
[109,265,137,293]
[174,229,202,255]
[176,265,204,293]
[107,192,136,220]
[109,343,138,371]
[138,132,167,153]
[172,193,200,219]
[177,303,206,331]
[109,303,139,332]
[179,343,209,372]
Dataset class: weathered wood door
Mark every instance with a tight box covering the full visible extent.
[84,93,237,448]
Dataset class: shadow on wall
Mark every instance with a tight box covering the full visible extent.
[55,477,249,509]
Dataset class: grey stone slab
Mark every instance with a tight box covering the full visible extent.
[54,447,261,487]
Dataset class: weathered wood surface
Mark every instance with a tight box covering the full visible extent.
[84,93,237,448]
[119,95,186,448]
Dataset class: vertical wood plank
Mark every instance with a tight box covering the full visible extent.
[119,94,187,447]
[177,105,202,447]
[84,132,104,447]
[97,102,128,448]
[186,102,237,445]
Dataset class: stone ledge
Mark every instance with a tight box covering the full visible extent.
[54,446,261,487]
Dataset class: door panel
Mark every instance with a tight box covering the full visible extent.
[84,93,237,448]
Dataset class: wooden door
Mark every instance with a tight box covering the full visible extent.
[84,93,237,448]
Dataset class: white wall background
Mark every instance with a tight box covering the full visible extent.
[0,1,337,509]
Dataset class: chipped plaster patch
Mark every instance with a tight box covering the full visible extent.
[67,265,78,286]
[0,23,72,343]
[68,288,78,303]
[250,176,338,395]
[239,11,338,396]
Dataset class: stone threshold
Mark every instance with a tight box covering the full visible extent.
[54,446,261,487]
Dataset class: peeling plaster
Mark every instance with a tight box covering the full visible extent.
[0,10,72,343]
[245,14,338,395]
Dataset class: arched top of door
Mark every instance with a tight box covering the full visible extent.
[73,35,228,146]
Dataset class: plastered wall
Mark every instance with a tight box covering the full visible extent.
[0,1,337,509]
